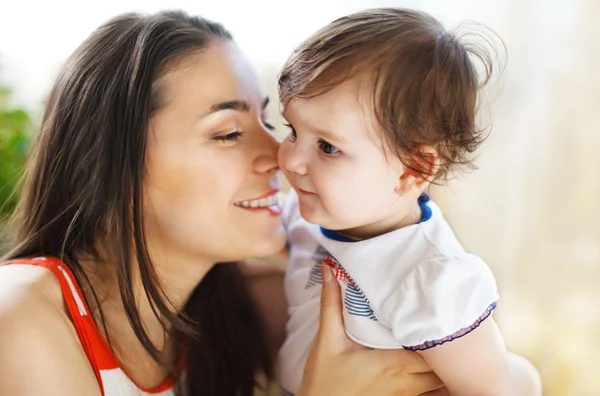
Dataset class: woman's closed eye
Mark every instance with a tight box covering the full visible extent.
[213,130,243,144]
[262,113,276,132]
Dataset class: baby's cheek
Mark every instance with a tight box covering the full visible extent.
[320,189,357,226]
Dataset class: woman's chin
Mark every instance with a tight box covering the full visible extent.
[249,229,287,259]
[221,226,286,262]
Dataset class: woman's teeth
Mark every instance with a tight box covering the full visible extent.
[235,193,281,208]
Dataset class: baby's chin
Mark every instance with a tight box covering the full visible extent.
[296,202,327,226]
[298,205,354,230]
[297,205,319,226]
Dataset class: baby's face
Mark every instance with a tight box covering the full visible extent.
[278,78,423,238]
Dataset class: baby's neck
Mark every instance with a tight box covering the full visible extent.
[338,200,423,241]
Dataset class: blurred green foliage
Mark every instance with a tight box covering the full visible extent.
[0,87,32,219]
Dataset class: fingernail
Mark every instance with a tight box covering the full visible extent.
[321,264,332,283]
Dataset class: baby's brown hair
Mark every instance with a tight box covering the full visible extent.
[279,8,503,181]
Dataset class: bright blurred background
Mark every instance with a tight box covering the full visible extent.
[1,0,598,395]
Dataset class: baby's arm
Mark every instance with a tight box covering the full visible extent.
[418,318,511,396]
[372,255,508,395]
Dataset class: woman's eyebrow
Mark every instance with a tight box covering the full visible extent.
[202,97,270,118]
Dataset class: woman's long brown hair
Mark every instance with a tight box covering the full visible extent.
[3,10,272,396]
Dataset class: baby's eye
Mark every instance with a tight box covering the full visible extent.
[284,123,297,141]
[319,140,340,155]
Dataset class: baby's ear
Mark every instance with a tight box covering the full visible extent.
[416,145,440,181]
[395,146,439,195]
[396,168,424,196]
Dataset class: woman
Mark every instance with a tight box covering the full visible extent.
[0,10,446,396]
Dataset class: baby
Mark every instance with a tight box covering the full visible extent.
[277,8,509,396]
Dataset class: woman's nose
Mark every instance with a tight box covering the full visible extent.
[253,127,281,175]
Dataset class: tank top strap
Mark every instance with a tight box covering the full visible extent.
[1,256,117,392]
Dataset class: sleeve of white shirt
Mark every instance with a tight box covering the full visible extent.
[375,254,499,349]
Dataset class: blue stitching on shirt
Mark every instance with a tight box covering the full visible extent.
[403,302,497,351]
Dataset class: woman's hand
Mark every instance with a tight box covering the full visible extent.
[298,265,447,396]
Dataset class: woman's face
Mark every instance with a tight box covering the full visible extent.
[144,40,286,265]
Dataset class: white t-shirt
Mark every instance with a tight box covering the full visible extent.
[278,191,499,395]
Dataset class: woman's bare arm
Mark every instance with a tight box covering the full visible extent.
[0,266,101,396]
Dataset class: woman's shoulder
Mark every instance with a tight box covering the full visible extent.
[0,262,65,311]
[0,263,101,395]
[0,262,73,358]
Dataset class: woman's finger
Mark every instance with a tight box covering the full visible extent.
[412,372,445,395]
[371,371,443,396]
[315,264,347,351]
[421,386,450,396]
[365,348,432,374]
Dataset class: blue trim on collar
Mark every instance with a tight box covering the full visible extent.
[319,226,357,242]
[418,193,432,224]
[321,193,432,243]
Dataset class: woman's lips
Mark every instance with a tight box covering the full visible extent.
[234,190,283,216]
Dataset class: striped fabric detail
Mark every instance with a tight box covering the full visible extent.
[305,245,329,289]
[403,302,497,351]
[344,282,377,321]
[304,245,377,321]
[322,255,377,322]
[305,263,322,289]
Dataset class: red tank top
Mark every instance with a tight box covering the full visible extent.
[3,256,177,396]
